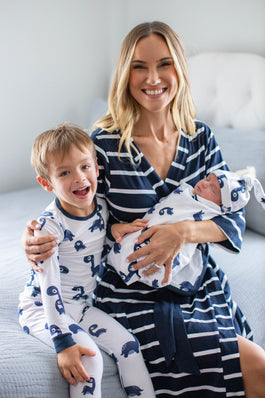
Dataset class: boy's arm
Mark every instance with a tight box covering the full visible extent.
[34,221,76,351]
[36,219,96,385]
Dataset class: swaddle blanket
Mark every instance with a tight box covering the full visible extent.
[108,183,223,292]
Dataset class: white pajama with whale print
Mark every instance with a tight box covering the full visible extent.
[18,197,155,398]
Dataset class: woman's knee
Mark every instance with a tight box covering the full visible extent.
[238,335,265,397]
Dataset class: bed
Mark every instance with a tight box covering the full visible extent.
[1,51,265,397]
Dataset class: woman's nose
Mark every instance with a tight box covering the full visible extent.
[146,67,161,85]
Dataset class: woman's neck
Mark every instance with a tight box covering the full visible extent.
[132,108,176,141]
[131,109,180,181]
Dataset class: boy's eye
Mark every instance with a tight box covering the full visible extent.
[82,164,90,170]
[60,171,69,177]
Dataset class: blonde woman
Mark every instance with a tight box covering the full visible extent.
[23,22,265,397]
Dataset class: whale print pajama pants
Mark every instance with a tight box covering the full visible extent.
[19,304,155,398]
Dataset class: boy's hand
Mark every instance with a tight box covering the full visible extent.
[111,219,148,243]
[57,344,96,386]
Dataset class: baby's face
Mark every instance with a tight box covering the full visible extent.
[193,174,221,206]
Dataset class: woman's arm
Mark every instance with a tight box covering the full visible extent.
[128,219,226,284]
[21,220,58,270]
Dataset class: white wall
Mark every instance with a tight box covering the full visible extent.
[1,0,264,193]
[122,0,265,55]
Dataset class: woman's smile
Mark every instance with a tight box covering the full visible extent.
[143,87,167,96]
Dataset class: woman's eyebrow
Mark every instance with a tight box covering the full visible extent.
[131,60,146,64]
[131,57,173,64]
[159,57,173,62]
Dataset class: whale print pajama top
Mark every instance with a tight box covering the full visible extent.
[19,197,108,352]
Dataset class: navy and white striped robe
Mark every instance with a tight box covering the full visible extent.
[91,121,252,397]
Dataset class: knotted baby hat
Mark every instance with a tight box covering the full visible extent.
[212,169,265,213]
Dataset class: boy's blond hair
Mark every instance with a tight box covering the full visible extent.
[31,123,96,181]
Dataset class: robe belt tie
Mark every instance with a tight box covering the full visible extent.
[154,289,201,375]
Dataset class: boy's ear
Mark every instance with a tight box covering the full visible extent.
[37,176,53,192]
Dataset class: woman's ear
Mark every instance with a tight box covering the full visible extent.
[37,176,53,192]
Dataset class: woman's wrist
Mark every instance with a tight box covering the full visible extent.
[173,220,194,244]
[174,220,226,244]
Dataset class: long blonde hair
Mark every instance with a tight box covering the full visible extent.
[95,21,196,161]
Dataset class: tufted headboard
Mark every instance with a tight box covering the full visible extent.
[188,52,265,235]
[188,52,265,130]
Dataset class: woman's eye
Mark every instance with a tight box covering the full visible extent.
[132,64,145,70]
[159,61,172,68]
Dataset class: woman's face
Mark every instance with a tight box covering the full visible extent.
[129,34,178,114]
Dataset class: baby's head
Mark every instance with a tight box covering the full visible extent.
[204,169,265,213]
[212,170,253,212]
[193,170,262,213]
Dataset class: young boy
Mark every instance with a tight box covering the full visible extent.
[18,124,155,398]
[109,169,265,292]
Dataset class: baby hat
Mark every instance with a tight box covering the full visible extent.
[212,169,265,213]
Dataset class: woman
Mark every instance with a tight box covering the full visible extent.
[23,22,265,397]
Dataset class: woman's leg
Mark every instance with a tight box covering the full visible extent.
[238,335,265,398]
[79,306,155,398]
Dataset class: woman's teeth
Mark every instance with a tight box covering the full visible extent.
[145,88,164,95]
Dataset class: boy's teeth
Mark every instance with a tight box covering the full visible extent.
[74,187,88,195]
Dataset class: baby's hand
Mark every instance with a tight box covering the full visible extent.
[111,219,148,243]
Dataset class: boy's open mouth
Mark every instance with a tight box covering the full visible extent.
[73,187,90,196]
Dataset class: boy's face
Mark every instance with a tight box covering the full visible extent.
[193,173,221,206]
[38,145,98,217]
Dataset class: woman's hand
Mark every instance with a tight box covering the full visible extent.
[21,219,58,271]
[127,222,188,284]
[57,344,96,386]
[127,220,226,285]
[111,219,148,243]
